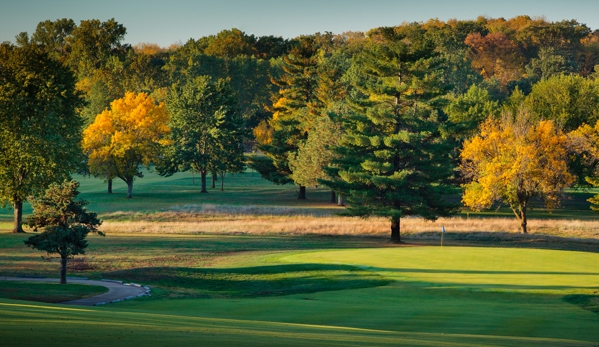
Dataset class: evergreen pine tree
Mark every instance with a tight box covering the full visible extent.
[322,28,457,242]
[253,36,320,199]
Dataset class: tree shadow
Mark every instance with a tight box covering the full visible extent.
[105,263,391,298]
[412,231,599,253]
[563,294,599,315]
[369,267,599,276]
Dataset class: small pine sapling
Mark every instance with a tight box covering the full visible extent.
[24,180,103,284]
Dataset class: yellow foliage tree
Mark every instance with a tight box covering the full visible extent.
[569,121,599,211]
[460,115,574,233]
[82,92,170,198]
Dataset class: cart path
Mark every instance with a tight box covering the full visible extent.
[1,276,149,306]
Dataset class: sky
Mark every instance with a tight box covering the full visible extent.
[1,0,598,47]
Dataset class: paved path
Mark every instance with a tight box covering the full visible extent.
[1,277,149,306]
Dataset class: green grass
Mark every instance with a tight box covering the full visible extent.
[0,281,107,303]
[0,170,342,223]
[1,172,599,345]
[1,170,599,227]
[1,233,599,346]
[108,264,389,298]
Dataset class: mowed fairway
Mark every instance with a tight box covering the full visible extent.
[1,172,598,346]
[1,239,598,346]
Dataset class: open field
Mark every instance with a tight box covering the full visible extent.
[1,172,598,346]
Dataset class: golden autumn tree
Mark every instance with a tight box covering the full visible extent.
[569,121,599,211]
[82,92,170,198]
[460,114,574,233]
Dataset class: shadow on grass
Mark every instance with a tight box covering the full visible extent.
[413,231,599,253]
[370,267,599,276]
[563,294,599,314]
[106,263,391,298]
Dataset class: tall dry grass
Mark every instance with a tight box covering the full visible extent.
[99,204,599,243]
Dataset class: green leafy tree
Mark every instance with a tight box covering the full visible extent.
[445,85,500,139]
[525,74,599,131]
[80,49,169,125]
[0,43,84,233]
[67,18,128,78]
[322,30,457,242]
[166,41,273,132]
[24,180,103,284]
[27,18,76,64]
[525,47,576,81]
[160,76,243,193]
[289,109,343,202]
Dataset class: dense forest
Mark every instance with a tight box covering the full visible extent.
[2,15,599,240]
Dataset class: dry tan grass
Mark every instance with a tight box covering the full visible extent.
[99,209,599,243]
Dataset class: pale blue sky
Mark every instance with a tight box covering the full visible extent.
[1,0,598,47]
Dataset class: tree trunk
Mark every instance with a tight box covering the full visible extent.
[107,178,113,194]
[220,174,225,191]
[520,206,528,234]
[391,217,400,243]
[126,180,133,199]
[331,191,336,203]
[298,186,307,200]
[200,171,208,193]
[12,199,24,233]
[338,194,345,206]
[512,202,528,234]
[212,173,216,189]
[60,255,68,284]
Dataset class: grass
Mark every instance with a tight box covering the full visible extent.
[1,172,599,345]
[1,233,599,346]
[0,281,107,303]
[2,170,599,225]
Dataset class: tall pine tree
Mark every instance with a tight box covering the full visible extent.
[322,27,457,242]
[252,36,321,199]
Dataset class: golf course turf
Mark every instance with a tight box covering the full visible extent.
[1,172,598,346]
[1,240,598,346]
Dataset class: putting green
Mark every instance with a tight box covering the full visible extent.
[281,246,599,294]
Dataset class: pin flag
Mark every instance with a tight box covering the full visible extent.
[441,225,445,247]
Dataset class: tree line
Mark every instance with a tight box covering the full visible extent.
[2,16,599,241]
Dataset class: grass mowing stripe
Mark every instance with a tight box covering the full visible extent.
[1,299,595,347]
[0,281,108,303]
[282,247,599,293]
[0,302,94,312]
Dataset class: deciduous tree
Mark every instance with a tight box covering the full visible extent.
[82,92,170,198]
[159,76,243,193]
[525,74,599,131]
[0,43,83,233]
[569,120,599,211]
[461,114,574,233]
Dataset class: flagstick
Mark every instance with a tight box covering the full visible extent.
[441,225,445,248]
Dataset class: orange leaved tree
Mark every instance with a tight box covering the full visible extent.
[82,92,170,198]
[460,114,574,233]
